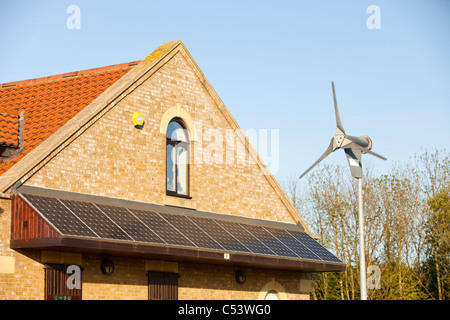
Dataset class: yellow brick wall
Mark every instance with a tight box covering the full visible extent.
[178,262,310,300]
[0,198,44,299]
[25,51,296,224]
[82,257,310,300]
[82,255,148,300]
[0,247,309,300]
[1,198,44,300]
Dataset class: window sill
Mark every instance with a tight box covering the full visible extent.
[164,194,197,210]
[165,191,192,199]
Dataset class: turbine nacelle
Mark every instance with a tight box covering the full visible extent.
[333,132,372,151]
[299,82,386,179]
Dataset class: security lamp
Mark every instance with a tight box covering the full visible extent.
[235,269,246,284]
[101,259,114,275]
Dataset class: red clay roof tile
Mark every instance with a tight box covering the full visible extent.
[0,61,140,175]
[0,110,19,148]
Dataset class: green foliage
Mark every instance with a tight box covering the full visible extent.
[423,188,450,300]
[426,188,450,252]
[369,262,427,300]
[312,272,344,300]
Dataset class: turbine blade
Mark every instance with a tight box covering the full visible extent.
[366,149,387,161]
[345,143,387,160]
[299,138,334,179]
[332,81,345,133]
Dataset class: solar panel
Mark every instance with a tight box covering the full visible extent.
[288,231,342,263]
[95,204,165,244]
[158,213,223,250]
[129,209,196,247]
[240,223,298,258]
[265,227,319,261]
[59,199,132,241]
[215,220,275,255]
[19,189,342,265]
[22,194,98,238]
[188,217,251,253]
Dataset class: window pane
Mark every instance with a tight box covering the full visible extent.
[177,146,188,195]
[166,120,188,142]
[166,145,175,191]
[265,290,279,300]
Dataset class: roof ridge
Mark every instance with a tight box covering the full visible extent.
[0,60,141,89]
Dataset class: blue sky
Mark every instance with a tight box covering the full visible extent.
[1,0,449,182]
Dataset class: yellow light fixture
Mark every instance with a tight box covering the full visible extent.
[132,112,144,129]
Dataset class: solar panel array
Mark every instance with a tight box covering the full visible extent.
[22,193,342,263]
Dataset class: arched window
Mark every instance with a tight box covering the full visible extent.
[264,290,280,300]
[166,118,190,197]
[258,280,287,300]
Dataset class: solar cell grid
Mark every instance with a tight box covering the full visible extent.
[288,231,342,263]
[158,213,223,250]
[60,199,132,241]
[215,220,275,255]
[265,227,319,260]
[22,195,97,238]
[95,204,165,244]
[188,217,251,253]
[129,209,196,247]
[240,224,298,258]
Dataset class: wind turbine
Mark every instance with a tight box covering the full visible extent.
[299,81,387,300]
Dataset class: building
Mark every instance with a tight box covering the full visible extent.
[0,40,345,300]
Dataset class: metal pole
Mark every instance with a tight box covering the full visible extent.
[358,177,367,300]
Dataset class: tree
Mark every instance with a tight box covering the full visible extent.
[424,188,450,300]
[281,149,449,300]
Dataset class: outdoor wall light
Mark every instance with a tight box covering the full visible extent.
[132,111,144,129]
[101,259,114,275]
[235,269,246,284]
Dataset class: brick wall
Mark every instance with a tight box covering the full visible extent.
[25,51,297,224]
[0,232,310,300]
[82,255,148,300]
[178,262,310,300]
[81,257,309,300]
[0,197,44,299]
